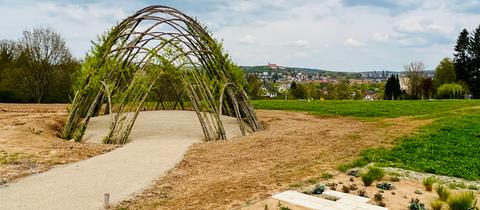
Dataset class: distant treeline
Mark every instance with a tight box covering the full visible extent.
[0,28,79,103]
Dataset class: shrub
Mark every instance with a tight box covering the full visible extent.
[367,166,385,181]
[376,182,395,190]
[374,193,383,202]
[349,183,358,191]
[312,185,326,194]
[357,188,367,197]
[342,185,350,193]
[446,191,478,210]
[409,198,426,210]
[422,176,437,191]
[347,169,361,177]
[435,185,451,202]
[361,173,375,186]
[430,199,443,210]
[436,83,465,99]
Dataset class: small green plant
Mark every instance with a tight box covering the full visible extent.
[312,185,326,194]
[422,176,437,191]
[446,191,478,210]
[361,173,375,186]
[430,199,443,210]
[457,182,467,189]
[321,172,333,179]
[367,166,385,181]
[376,182,395,190]
[436,185,451,202]
[409,198,426,210]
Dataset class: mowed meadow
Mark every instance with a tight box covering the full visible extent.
[254,99,480,180]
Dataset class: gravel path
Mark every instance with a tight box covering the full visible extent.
[0,111,244,210]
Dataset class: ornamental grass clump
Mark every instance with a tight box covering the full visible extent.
[430,199,443,210]
[361,166,385,186]
[446,191,478,210]
[422,176,437,191]
[435,184,451,202]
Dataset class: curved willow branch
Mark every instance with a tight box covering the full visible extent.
[63,5,262,144]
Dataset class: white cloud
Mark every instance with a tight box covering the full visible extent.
[238,34,257,44]
[344,38,366,47]
[1,0,480,71]
[373,33,390,42]
[293,39,310,48]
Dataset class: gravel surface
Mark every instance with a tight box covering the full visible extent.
[0,110,244,210]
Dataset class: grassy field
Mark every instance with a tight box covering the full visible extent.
[252,100,480,118]
[348,108,480,180]
[254,99,480,180]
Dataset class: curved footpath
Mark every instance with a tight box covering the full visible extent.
[0,111,245,210]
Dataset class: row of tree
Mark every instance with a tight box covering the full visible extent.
[0,28,79,103]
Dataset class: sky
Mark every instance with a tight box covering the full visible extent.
[0,0,479,72]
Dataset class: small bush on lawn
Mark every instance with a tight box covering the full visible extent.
[430,199,443,210]
[446,191,478,210]
[361,173,375,186]
[409,198,426,210]
[435,185,451,202]
[422,176,437,191]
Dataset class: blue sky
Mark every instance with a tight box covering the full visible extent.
[0,0,479,72]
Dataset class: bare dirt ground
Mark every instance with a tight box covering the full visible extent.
[117,110,431,209]
[0,103,117,184]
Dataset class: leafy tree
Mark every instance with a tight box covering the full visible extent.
[404,61,426,99]
[289,81,309,99]
[244,74,263,99]
[434,57,456,87]
[421,77,433,99]
[15,28,78,103]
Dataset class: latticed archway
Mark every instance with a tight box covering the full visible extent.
[62,5,262,144]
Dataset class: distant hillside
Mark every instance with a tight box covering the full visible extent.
[240,65,435,78]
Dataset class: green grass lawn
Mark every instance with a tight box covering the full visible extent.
[346,108,480,180]
[252,99,480,118]
[253,99,480,180]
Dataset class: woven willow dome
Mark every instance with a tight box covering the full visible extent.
[62,5,262,144]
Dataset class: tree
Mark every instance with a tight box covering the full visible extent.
[289,81,309,99]
[434,57,456,87]
[437,83,464,99]
[15,28,77,103]
[421,77,433,99]
[245,74,263,99]
[454,29,470,84]
[404,61,426,99]
[0,40,19,102]
[384,74,401,100]
[467,25,480,98]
